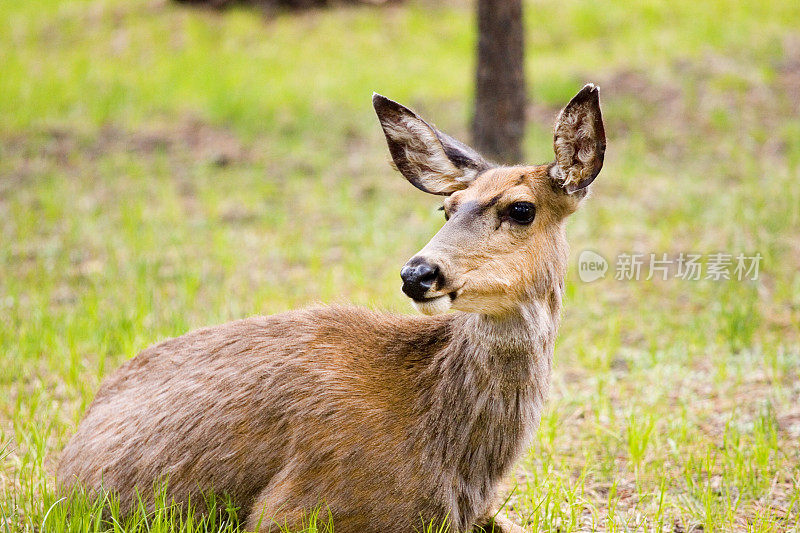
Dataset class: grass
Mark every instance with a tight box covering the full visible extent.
[1,0,799,530]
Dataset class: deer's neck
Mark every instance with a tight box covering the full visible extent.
[441,290,562,432]
[456,294,561,385]
[417,289,562,529]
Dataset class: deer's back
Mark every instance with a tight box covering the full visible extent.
[57,306,453,519]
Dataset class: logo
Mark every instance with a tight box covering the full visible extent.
[578,250,608,282]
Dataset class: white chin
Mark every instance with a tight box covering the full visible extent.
[411,295,452,315]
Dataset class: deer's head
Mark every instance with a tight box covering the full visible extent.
[374,85,605,316]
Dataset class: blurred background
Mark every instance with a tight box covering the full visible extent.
[1,0,799,530]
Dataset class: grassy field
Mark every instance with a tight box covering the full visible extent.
[1,0,800,530]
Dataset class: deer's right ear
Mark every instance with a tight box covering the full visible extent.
[373,94,493,195]
[551,84,606,194]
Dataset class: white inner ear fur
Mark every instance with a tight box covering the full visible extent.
[553,108,598,190]
[382,115,479,194]
[548,163,564,181]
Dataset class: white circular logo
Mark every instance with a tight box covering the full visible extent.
[578,250,608,282]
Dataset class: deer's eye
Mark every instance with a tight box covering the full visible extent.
[507,202,536,224]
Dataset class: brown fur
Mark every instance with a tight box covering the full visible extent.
[58,86,606,532]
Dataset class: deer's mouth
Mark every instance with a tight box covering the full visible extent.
[411,291,458,316]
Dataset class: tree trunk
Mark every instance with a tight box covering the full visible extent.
[472,0,526,164]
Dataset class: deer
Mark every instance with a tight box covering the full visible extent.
[57,84,605,533]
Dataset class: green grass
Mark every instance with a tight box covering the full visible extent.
[1,0,800,530]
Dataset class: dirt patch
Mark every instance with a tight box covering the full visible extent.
[0,118,254,198]
[776,35,800,106]
[2,118,249,167]
[172,0,400,16]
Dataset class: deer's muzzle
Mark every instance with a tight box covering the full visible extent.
[400,258,440,300]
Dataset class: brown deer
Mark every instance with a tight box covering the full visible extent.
[57,84,605,532]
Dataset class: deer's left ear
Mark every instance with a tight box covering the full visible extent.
[373,93,494,195]
[550,84,606,194]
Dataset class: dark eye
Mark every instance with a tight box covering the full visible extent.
[506,202,536,224]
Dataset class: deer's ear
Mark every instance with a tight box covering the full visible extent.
[373,93,493,196]
[551,84,606,194]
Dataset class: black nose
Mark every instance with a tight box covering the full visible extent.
[400,259,440,300]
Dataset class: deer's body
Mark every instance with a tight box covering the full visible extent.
[58,86,605,532]
[59,302,559,530]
